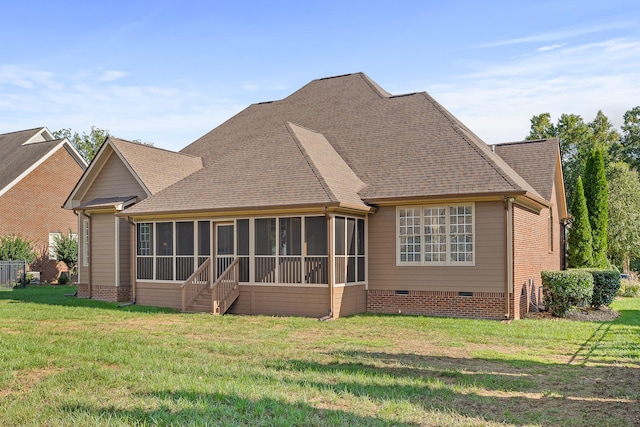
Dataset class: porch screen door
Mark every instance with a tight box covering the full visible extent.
[216,223,235,278]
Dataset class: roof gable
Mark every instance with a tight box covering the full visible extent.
[64,137,201,209]
[0,127,87,198]
[493,138,560,202]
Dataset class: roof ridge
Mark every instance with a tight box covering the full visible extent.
[0,127,44,137]
[110,137,200,159]
[285,122,338,202]
[493,138,558,147]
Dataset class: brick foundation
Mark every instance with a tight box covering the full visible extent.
[367,289,507,320]
[76,284,131,302]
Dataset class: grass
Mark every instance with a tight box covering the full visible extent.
[0,286,638,426]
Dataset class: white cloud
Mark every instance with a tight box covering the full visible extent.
[536,44,564,52]
[98,70,128,82]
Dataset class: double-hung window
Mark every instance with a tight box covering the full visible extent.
[397,204,474,266]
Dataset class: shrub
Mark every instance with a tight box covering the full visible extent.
[542,270,594,317]
[618,279,640,297]
[57,274,69,285]
[585,269,621,308]
[0,235,38,264]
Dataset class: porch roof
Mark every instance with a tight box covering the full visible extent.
[76,196,137,211]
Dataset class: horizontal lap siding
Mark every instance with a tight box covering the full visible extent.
[334,285,366,317]
[228,285,328,317]
[136,282,182,309]
[91,214,116,286]
[368,202,506,293]
[82,151,146,203]
[119,218,131,287]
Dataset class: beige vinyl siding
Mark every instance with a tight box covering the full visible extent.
[82,151,147,203]
[368,202,506,293]
[228,285,328,317]
[91,213,116,286]
[334,284,366,317]
[119,218,131,287]
[136,282,182,309]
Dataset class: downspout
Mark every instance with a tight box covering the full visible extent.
[83,211,93,299]
[320,207,334,321]
[123,216,137,305]
[504,197,514,319]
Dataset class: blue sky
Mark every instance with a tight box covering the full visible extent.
[1,0,639,151]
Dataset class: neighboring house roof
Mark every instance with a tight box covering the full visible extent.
[0,127,87,198]
[124,72,550,216]
[64,137,202,209]
[493,138,560,202]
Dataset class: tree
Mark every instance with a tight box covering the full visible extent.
[527,112,557,139]
[618,106,640,170]
[526,111,619,211]
[0,235,38,264]
[567,177,593,268]
[583,150,608,268]
[588,110,620,163]
[53,231,78,275]
[53,126,109,163]
[606,162,640,272]
[53,126,154,163]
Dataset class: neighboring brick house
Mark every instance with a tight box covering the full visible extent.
[0,128,87,281]
[64,73,568,319]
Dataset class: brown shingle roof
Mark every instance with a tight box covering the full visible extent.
[0,128,77,193]
[109,137,202,195]
[124,72,548,215]
[493,138,560,201]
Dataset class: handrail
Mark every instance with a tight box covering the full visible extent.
[181,257,211,312]
[211,258,240,314]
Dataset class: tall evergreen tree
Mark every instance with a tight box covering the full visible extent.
[568,177,593,268]
[583,150,609,267]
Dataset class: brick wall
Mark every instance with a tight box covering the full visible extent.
[0,147,84,282]
[511,203,561,319]
[77,283,131,302]
[367,289,506,320]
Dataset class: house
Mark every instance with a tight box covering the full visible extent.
[63,73,567,320]
[0,127,87,281]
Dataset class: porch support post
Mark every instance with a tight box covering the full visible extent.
[324,208,334,318]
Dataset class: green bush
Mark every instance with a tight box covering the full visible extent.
[0,235,38,263]
[57,274,69,285]
[542,270,594,317]
[585,269,620,308]
[618,279,640,297]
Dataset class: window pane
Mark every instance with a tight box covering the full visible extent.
[198,221,210,256]
[305,216,327,255]
[156,222,173,256]
[279,217,301,256]
[347,256,356,283]
[255,218,276,255]
[137,223,153,256]
[357,219,365,255]
[449,205,473,263]
[335,217,345,255]
[176,222,194,256]
[217,225,234,255]
[423,208,446,262]
[237,219,249,256]
[398,208,420,262]
[357,256,365,282]
[347,218,356,255]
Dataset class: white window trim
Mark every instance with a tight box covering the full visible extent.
[82,219,89,267]
[48,232,62,261]
[396,203,475,267]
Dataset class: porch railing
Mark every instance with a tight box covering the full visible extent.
[211,258,240,314]
[181,257,211,312]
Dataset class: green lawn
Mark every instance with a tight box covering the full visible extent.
[0,286,638,426]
